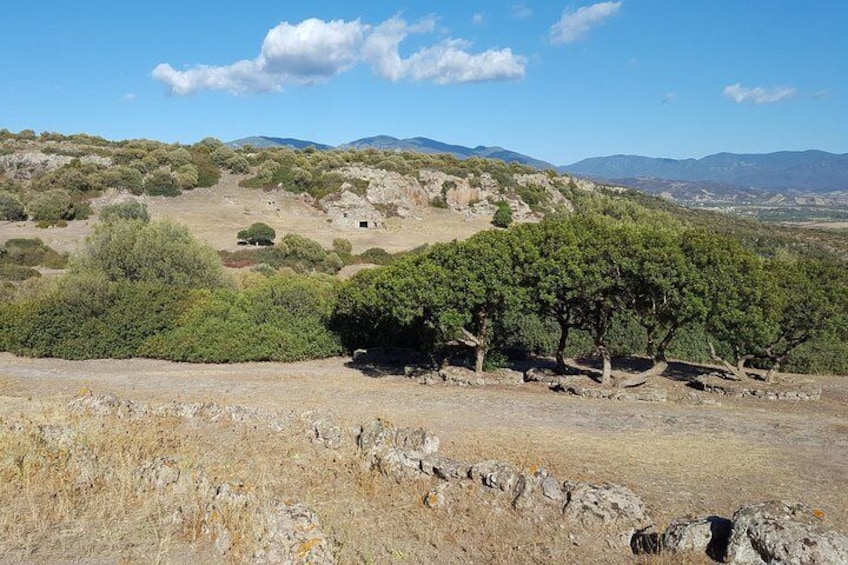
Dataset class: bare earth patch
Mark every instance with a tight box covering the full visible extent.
[0,353,845,564]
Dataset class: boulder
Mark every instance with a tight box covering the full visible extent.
[358,419,440,482]
[661,516,732,559]
[724,501,848,565]
[562,482,653,548]
[419,454,470,481]
[470,460,519,493]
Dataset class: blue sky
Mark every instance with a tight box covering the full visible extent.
[1,1,845,164]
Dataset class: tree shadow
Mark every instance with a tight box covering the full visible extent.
[344,347,432,379]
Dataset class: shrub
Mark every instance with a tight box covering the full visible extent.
[357,247,394,266]
[332,238,353,260]
[176,164,199,189]
[99,201,150,223]
[141,275,343,363]
[75,218,225,289]
[0,193,26,220]
[143,169,181,197]
[0,264,41,282]
[280,234,327,265]
[492,201,513,228]
[27,190,74,222]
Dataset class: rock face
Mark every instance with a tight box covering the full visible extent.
[0,150,111,180]
[724,501,848,565]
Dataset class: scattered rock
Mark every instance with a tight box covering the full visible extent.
[724,501,848,565]
[660,516,732,559]
[304,412,344,450]
[693,375,821,401]
[134,456,182,492]
[423,484,450,509]
[524,367,561,385]
[67,392,147,417]
[253,501,335,564]
[552,377,667,402]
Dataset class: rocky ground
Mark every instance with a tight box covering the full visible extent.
[0,353,846,564]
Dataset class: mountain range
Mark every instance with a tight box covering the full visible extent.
[227,136,848,195]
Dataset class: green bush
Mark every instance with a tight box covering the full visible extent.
[1,276,186,359]
[492,201,513,228]
[0,193,26,220]
[141,275,343,363]
[99,201,150,223]
[143,169,181,197]
[0,264,41,282]
[74,218,225,289]
[27,189,74,222]
[357,247,394,266]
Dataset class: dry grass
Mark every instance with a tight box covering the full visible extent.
[0,398,625,565]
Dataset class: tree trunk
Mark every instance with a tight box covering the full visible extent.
[597,345,612,386]
[474,344,486,374]
[708,342,747,381]
[617,360,667,388]
[765,355,787,383]
[555,316,571,374]
[737,354,754,377]
[645,326,656,360]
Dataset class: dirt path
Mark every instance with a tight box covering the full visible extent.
[1,353,846,532]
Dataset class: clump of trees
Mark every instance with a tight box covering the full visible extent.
[336,212,848,381]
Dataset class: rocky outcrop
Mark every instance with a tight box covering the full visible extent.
[724,501,848,565]
[0,150,111,180]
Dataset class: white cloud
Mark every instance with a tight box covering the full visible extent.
[405,40,526,84]
[812,88,831,99]
[551,2,622,44]
[471,12,485,25]
[154,16,525,94]
[723,83,796,105]
[258,18,367,78]
[123,93,137,101]
[512,3,533,19]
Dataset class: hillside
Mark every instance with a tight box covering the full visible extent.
[3,129,848,262]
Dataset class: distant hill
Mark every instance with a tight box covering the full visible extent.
[227,136,333,151]
[561,150,848,193]
[227,134,556,170]
[339,136,558,170]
